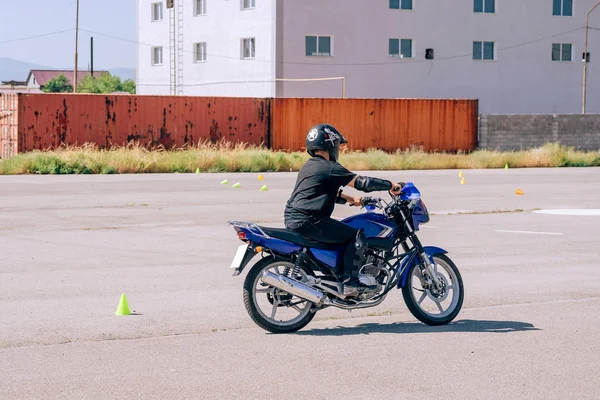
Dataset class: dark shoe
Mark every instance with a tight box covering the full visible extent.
[343,276,378,297]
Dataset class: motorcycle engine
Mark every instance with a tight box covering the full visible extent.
[357,253,385,301]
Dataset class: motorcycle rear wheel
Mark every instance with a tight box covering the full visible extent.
[243,257,317,333]
[402,254,464,326]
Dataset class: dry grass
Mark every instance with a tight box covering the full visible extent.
[0,141,598,175]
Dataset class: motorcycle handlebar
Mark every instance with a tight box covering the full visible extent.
[360,197,380,206]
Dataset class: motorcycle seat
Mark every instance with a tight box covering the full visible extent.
[258,226,342,250]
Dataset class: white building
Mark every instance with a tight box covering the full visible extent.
[136,0,600,113]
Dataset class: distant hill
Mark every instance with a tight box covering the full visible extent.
[0,57,136,83]
[0,57,50,81]
[109,67,136,82]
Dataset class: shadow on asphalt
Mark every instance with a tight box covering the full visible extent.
[293,319,540,336]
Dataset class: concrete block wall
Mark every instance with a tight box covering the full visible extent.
[479,114,600,151]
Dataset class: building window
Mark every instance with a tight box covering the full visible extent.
[390,0,412,10]
[474,0,495,13]
[389,38,413,58]
[152,46,163,65]
[151,2,163,21]
[305,35,332,56]
[194,42,207,62]
[553,0,573,16]
[194,0,206,15]
[242,38,255,59]
[473,41,495,60]
[242,0,255,9]
[552,43,572,61]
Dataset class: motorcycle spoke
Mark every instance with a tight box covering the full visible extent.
[290,304,303,313]
[251,260,314,328]
[270,300,279,319]
[435,301,444,313]
[417,291,427,306]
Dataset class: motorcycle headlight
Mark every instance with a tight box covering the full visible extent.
[411,199,430,229]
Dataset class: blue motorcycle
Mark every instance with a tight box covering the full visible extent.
[228,182,464,333]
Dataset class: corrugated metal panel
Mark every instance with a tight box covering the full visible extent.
[0,93,19,159]
[17,94,269,151]
[270,98,478,152]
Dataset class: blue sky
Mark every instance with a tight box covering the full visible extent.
[0,0,136,69]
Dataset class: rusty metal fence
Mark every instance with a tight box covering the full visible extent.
[0,93,478,158]
[0,93,19,159]
[271,98,478,152]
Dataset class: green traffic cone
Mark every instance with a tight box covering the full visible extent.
[221,179,228,185]
[115,294,130,316]
[259,185,268,192]
[232,182,241,188]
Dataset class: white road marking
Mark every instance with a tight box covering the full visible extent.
[455,197,503,200]
[420,225,439,229]
[495,229,563,236]
[533,209,600,216]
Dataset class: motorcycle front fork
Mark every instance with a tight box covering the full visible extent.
[403,235,442,292]
[419,252,443,291]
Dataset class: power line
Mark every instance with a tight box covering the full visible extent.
[0,28,75,44]
[137,79,305,87]
[80,26,585,67]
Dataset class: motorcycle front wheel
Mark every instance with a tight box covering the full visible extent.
[402,254,464,326]
[243,257,317,333]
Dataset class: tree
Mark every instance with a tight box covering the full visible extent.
[121,79,136,94]
[78,73,136,94]
[41,75,73,93]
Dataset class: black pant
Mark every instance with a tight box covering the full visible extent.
[288,217,360,278]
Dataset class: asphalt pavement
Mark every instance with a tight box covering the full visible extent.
[1,167,599,399]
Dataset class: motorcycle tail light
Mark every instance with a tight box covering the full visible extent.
[237,231,247,241]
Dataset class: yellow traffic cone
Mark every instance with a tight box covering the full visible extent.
[258,174,264,181]
[505,163,509,170]
[461,177,465,185]
[516,188,524,195]
[259,185,268,192]
[459,170,463,178]
[232,182,241,188]
[115,294,130,316]
[220,179,228,185]
[195,168,200,174]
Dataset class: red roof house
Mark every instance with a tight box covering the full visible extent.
[25,69,109,89]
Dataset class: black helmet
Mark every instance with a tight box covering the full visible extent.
[305,123,348,162]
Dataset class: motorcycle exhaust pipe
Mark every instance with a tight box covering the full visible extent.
[260,271,326,305]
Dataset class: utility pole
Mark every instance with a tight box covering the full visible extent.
[91,37,94,77]
[582,1,600,114]
[74,0,80,93]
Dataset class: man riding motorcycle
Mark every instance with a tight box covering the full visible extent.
[284,123,404,296]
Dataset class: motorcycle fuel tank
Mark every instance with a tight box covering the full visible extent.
[342,211,396,250]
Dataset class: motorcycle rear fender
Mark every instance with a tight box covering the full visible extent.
[397,246,448,288]
[231,245,259,276]
[231,226,302,276]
